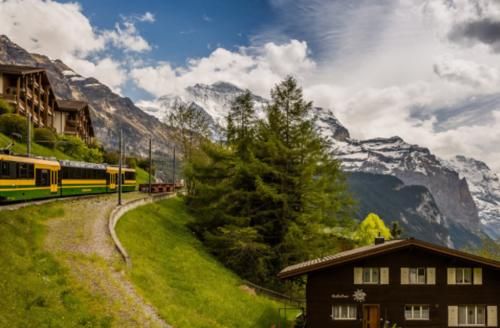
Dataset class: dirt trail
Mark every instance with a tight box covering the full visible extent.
[44,193,170,328]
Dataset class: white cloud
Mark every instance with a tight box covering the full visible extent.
[138,12,155,23]
[131,0,500,172]
[0,0,151,90]
[131,40,316,98]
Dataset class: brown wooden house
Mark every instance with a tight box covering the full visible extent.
[0,64,58,128]
[55,100,94,144]
[279,238,500,328]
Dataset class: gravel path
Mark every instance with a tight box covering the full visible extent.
[44,193,170,328]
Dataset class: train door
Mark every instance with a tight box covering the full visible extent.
[50,170,58,193]
[109,173,116,190]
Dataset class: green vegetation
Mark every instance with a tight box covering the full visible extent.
[34,127,58,149]
[354,213,393,246]
[0,204,113,327]
[56,135,103,163]
[467,238,500,261]
[0,131,71,159]
[0,113,28,139]
[183,77,355,288]
[116,197,296,328]
[0,99,13,115]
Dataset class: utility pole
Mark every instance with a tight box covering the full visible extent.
[148,137,152,195]
[27,112,31,157]
[118,129,123,205]
[172,146,176,188]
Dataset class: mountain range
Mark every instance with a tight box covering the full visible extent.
[140,81,499,248]
[1,35,498,248]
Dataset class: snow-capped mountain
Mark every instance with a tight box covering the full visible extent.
[144,81,497,247]
[444,156,500,240]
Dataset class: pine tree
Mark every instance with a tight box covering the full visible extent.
[185,77,355,287]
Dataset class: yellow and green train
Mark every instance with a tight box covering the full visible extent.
[0,154,136,203]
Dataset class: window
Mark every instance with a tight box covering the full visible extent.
[332,305,357,320]
[458,305,486,326]
[405,305,430,320]
[457,268,472,285]
[125,172,136,180]
[409,268,426,284]
[17,163,34,179]
[362,268,379,284]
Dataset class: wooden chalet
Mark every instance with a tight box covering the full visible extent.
[279,238,500,328]
[0,64,58,128]
[55,100,94,144]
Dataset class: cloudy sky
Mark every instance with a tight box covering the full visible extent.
[1,0,499,172]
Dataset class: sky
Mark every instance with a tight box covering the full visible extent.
[0,0,499,172]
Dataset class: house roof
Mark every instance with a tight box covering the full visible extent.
[0,64,45,75]
[278,238,500,279]
[57,100,88,112]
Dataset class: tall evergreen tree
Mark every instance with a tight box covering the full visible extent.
[186,77,355,287]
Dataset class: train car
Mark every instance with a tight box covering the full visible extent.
[0,154,60,202]
[0,154,137,204]
[106,166,137,193]
[59,160,108,196]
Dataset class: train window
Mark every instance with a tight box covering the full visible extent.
[36,169,50,186]
[0,161,9,178]
[125,172,136,180]
[17,163,34,179]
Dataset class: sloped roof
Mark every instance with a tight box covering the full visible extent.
[0,64,45,75]
[57,100,88,112]
[278,238,500,279]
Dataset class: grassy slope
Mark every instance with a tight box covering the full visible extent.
[0,132,71,160]
[0,203,113,327]
[116,197,293,328]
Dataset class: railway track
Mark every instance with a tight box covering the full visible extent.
[0,192,143,211]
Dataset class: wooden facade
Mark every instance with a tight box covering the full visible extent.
[0,64,58,128]
[279,238,500,328]
[55,100,94,144]
[0,64,94,145]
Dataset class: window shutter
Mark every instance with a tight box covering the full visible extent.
[354,267,362,284]
[487,306,498,327]
[427,267,436,285]
[401,267,409,285]
[473,268,483,285]
[447,268,456,285]
[448,306,458,327]
[380,267,389,284]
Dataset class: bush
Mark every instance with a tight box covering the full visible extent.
[56,135,103,163]
[0,99,13,115]
[103,151,119,164]
[126,157,137,168]
[34,128,57,149]
[0,114,29,141]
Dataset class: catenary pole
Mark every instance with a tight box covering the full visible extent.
[172,146,176,187]
[148,137,152,194]
[118,129,123,205]
[27,112,31,157]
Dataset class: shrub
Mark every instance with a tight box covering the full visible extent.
[126,157,137,168]
[103,150,119,164]
[56,135,103,163]
[0,114,29,141]
[0,99,13,115]
[34,128,57,149]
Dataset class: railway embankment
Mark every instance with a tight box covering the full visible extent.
[0,193,169,327]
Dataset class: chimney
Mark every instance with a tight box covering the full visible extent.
[375,233,385,245]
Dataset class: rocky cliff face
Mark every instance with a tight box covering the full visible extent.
[0,35,175,158]
[444,156,500,240]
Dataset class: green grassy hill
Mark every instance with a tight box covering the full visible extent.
[116,197,297,328]
[0,203,114,327]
